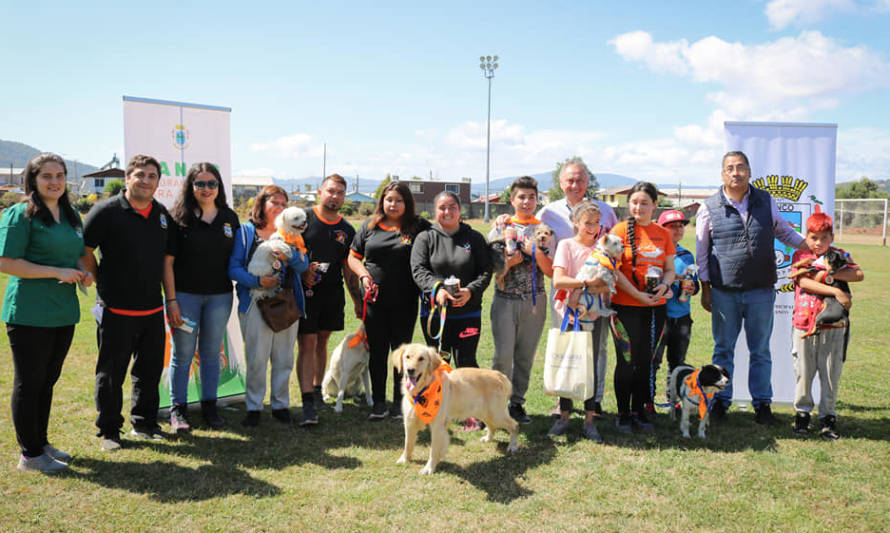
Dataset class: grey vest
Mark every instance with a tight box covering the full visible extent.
[705,186,776,290]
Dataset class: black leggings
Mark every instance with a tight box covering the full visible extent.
[365,300,418,405]
[8,324,75,458]
[611,304,666,415]
[421,314,481,369]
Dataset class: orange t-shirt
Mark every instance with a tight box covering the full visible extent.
[610,220,675,307]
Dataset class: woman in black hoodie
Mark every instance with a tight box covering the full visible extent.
[411,191,492,375]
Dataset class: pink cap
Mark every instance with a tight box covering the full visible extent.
[657,210,688,226]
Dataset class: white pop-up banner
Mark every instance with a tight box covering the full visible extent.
[724,121,837,405]
[123,96,244,408]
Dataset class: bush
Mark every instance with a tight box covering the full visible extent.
[103,179,125,196]
[73,196,94,214]
[420,211,431,219]
[359,202,374,217]
[340,200,358,216]
[0,192,23,210]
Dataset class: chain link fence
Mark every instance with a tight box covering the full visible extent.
[835,198,889,246]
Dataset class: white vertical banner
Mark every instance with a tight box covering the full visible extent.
[123,96,244,408]
[724,121,837,405]
[123,96,232,208]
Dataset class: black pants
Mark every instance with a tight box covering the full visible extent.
[7,324,74,458]
[612,304,666,415]
[422,314,481,369]
[365,300,418,406]
[95,310,165,435]
[653,314,692,396]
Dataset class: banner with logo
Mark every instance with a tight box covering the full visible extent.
[724,121,837,405]
[123,96,245,408]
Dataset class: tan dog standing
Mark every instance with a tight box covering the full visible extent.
[392,343,519,474]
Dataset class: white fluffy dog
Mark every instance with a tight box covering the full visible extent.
[668,364,731,439]
[393,343,519,475]
[321,327,373,413]
[246,239,293,300]
[567,233,624,320]
[270,206,308,250]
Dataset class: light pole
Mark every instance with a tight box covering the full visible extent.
[479,54,498,222]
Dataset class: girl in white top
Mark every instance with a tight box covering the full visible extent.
[548,201,610,442]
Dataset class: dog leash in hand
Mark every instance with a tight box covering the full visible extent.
[347,290,371,351]
[529,241,538,313]
[426,281,449,360]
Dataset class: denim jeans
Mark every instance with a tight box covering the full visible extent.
[169,292,234,405]
[710,286,775,408]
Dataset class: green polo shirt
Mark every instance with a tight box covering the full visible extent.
[0,202,85,327]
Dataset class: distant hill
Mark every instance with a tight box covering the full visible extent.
[0,139,99,176]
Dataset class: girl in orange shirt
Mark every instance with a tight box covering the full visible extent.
[610,182,675,433]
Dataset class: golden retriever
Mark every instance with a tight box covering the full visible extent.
[321,326,372,413]
[391,343,519,475]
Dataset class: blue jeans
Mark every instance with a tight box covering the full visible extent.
[710,286,775,408]
[169,292,234,405]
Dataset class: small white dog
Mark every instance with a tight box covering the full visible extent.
[269,206,308,254]
[566,233,624,320]
[321,327,373,413]
[246,239,293,300]
[393,343,519,475]
[668,364,731,438]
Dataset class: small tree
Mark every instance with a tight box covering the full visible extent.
[374,174,392,199]
[104,179,125,196]
[548,156,600,201]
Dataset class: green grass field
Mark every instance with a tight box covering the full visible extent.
[2,222,889,532]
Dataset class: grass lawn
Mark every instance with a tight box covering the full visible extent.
[1,220,889,532]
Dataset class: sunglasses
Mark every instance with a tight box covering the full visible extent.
[193,180,219,190]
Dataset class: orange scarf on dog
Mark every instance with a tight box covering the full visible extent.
[683,369,716,420]
[278,230,307,254]
[410,362,452,424]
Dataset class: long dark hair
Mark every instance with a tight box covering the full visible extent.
[371,181,421,237]
[171,162,229,226]
[248,185,288,229]
[625,181,659,288]
[23,152,81,229]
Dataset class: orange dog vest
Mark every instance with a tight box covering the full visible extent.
[410,362,452,424]
[278,230,307,255]
[683,369,716,420]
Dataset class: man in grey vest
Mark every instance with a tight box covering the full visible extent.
[695,151,806,424]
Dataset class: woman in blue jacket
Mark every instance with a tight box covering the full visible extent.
[228,186,308,427]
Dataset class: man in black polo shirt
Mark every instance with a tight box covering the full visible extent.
[296,173,361,426]
[82,154,178,451]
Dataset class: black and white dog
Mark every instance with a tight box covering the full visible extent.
[668,364,730,438]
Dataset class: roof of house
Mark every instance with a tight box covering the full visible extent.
[83,168,125,178]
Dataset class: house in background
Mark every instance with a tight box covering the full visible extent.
[393,176,472,205]
[597,185,667,207]
[345,191,375,203]
[232,176,274,202]
[81,168,125,195]
[2,167,24,187]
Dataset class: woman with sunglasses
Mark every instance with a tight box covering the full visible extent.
[165,163,240,431]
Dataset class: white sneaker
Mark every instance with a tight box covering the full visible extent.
[43,444,71,463]
[18,453,68,473]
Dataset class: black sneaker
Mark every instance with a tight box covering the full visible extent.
[201,400,226,430]
[313,388,329,412]
[632,411,655,432]
[131,425,168,440]
[300,402,318,427]
[241,410,261,427]
[793,412,811,435]
[615,413,633,433]
[710,401,728,421]
[271,408,292,424]
[368,402,387,421]
[754,404,776,425]
[390,401,403,420]
[509,403,532,425]
[820,415,840,440]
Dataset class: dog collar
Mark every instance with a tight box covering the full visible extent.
[278,230,307,254]
[410,362,452,424]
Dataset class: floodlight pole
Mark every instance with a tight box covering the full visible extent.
[480,55,498,222]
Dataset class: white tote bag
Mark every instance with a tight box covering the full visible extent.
[543,309,594,401]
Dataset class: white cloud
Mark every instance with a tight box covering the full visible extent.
[249,133,324,159]
[235,167,282,177]
[609,31,689,75]
[837,127,890,181]
[764,0,890,30]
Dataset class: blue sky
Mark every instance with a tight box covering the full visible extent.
[3,1,889,186]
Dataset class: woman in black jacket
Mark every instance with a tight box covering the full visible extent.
[411,191,492,371]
